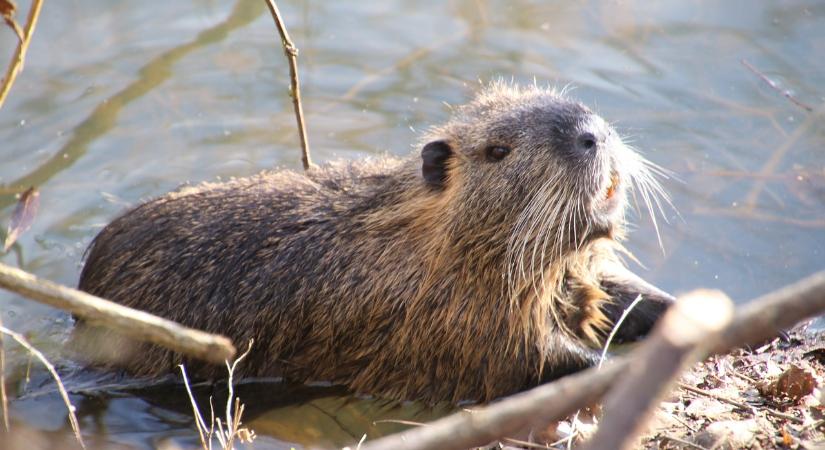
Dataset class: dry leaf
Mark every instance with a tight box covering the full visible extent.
[0,0,22,40]
[758,364,816,403]
[781,427,794,446]
[4,186,39,251]
[0,0,15,19]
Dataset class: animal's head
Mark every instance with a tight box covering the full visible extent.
[421,82,667,261]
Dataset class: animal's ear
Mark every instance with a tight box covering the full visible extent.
[598,264,675,344]
[421,140,453,188]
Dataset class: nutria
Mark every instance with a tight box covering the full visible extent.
[72,82,675,404]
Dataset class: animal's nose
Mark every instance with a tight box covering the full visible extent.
[575,132,599,153]
[574,129,605,155]
[572,110,612,155]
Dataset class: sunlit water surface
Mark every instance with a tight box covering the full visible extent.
[1,0,824,448]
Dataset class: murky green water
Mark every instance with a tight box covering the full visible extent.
[1,0,823,448]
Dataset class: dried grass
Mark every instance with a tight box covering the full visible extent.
[179,340,256,450]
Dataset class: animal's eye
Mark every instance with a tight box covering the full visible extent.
[486,146,511,162]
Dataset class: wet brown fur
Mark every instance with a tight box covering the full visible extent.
[73,83,674,404]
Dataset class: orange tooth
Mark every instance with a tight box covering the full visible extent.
[605,172,619,200]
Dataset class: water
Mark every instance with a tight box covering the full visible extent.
[1,0,823,447]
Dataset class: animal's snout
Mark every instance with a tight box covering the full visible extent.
[575,131,601,154]
[574,116,609,156]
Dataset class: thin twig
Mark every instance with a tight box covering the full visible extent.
[208,396,216,448]
[0,262,236,364]
[0,0,43,109]
[741,59,814,113]
[502,436,553,449]
[223,339,254,449]
[658,434,710,450]
[179,365,211,450]
[263,0,312,170]
[550,432,579,448]
[729,369,757,385]
[668,411,699,433]
[678,383,751,410]
[5,20,24,42]
[373,419,426,427]
[599,294,645,368]
[355,433,367,450]
[0,323,85,449]
[216,417,227,448]
[565,294,644,448]
[678,383,803,424]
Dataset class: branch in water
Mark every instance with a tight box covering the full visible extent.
[741,59,814,113]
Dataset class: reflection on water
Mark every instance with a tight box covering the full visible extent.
[12,374,452,449]
[1,0,824,447]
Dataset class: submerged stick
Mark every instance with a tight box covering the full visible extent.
[0,0,43,109]
[742,101,825,211]
[0,262,236,364]
[263,0,312,171]
[581,291,734,450]
[360,270,825,450]
[741,59,813,113]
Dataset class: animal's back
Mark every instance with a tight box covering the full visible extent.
[74,158,409,379]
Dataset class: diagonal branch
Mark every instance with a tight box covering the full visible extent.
[0,262,236,364]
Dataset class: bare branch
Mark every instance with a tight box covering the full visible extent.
[360,361,626,450]
[712,270,825,354]
[263,0,313,171]
[0,0,43,109]
[0,262,236,364]
[678,383,803,424]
